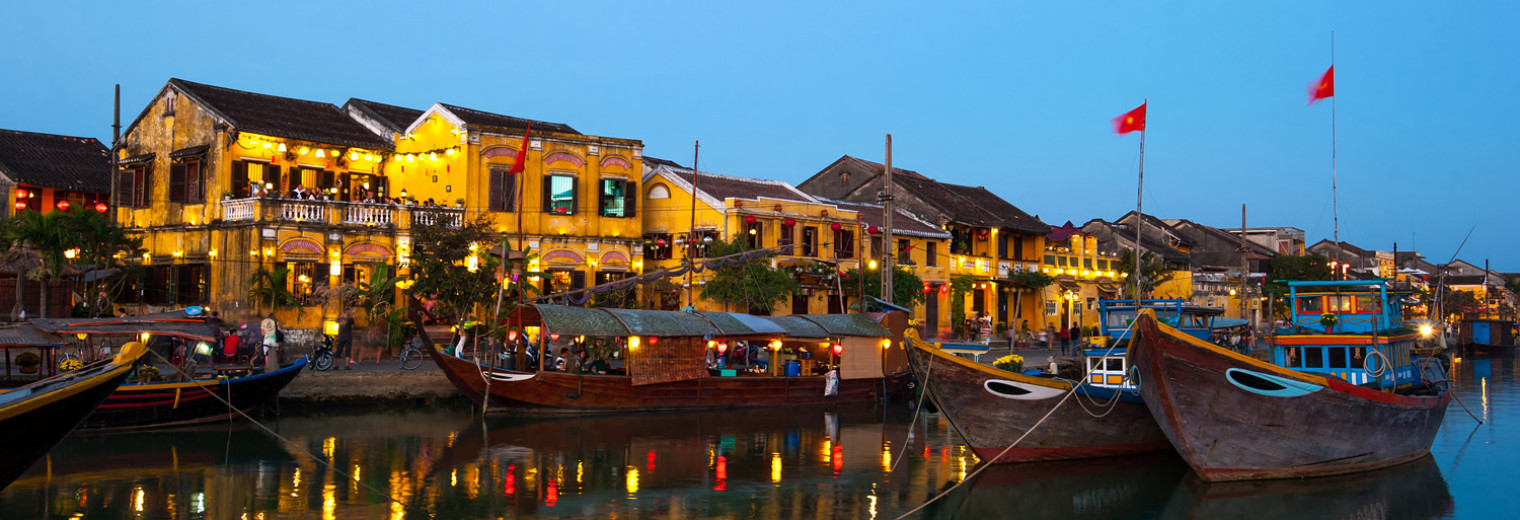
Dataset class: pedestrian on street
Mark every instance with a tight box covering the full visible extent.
[1059,323,1070,356]
[260,312,280,372]
[336,310,355,370]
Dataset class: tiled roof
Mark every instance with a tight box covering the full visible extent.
[668,169,816,204]
[938,182,1048,233]
[0,128,111,193]
[437,103,580,135]
[343,98,425,134]
[830,156,1046,232]
[823,199,951,239]
[167,78,391,150]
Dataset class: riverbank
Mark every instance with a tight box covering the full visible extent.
[278,357,468,405]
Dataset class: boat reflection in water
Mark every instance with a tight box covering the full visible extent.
[426,405,975,519]
[1160,455,1454,520]
[922,452,1187,519]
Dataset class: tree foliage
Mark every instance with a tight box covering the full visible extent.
[0,208,143,318]
[842,266,926,309]
[699,237,797,313]
[408,214,502,326]
[1115,249,1174,299]
[949,275,976,337]
[1261,254,1333,318]
[249,266,300,311]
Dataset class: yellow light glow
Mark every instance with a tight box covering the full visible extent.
[324,320,340,335]
[76,332,88,340]
[277,143,287,152]
[315,149,325,158]
[365,154,375,161]
[262,142,272,149]
[628,336,641,350]
[298,146,310,155]
[868,259,878,270]
[771,452,782,483]
[139,332,150,342]
[880,339,891,349]
[64,248,77,259]
[446,148,456,156]
[172,250,184,258]
[142,252,151,262]
[349,151,358,161]
[297,274,310,283]
[1420,324,1433,337]
[466,255,479,272]
[330,261,341,276]
[406,154,415,162]
[626,466,640,495]
[263,247,274,257]
[429,152,438,161]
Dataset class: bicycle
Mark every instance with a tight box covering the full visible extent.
[398,340,425,370]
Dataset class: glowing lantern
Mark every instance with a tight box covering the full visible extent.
[648,336,658,345]
[55,200,70,211]
[783,218,795,226]
[867,225,880,234]
[549,333,561,342]
[831,343,843,356]
[507,329,519,342]
[743,216,758,225]
[717,342,728,355]
[830,222,842,231]
[13,202,25,211]
[94,201,108,213]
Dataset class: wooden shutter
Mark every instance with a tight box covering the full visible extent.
[117,168,136,206]
[230,161,248,198]
[186,160,202,203]
[136,165,153,208]
[597,179,609,215]
[623,180,636,218]
[320,170,335,194]
[266,165,282,194]
[169,162,186,203]
[570,178,578,214]
[489,168,506,211]
[541,175,552,213]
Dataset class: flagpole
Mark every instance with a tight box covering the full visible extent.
[686,140,699,309]
[1330,33,1341,280]
[1132,99,1146,299]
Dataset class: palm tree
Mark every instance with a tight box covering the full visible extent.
[59,207,142,316]
[0,210,77,318]
[1116,249,1175,299]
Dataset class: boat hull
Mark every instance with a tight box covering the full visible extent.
[1130,311,1450,481]
[430,348,905,413]
[77,358,307,430]
[0,356,139,489]
[905,341,1169,463]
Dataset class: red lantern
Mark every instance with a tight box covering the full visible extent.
[55,200,70,211]
[922,283,932,293]
[939,285,950,295]
[648,336,658,345]
[867,225,880,234]
[783,218,796,226]
[655,238,667,247]
[743,216,758,225]
[93,201,108,213]
[830,223,842,231]
[716,342,728,354]
[549,333,561,341]
[831,343,842,356]
[14,189,25,199]
[507,329,519,342]
[13,201,24,211]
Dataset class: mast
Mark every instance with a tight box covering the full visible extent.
[1330,33,1342,280]
[111,84,120,221]
[881,134,894,303]
[686,140,699,309]
[1132,101,1147,298]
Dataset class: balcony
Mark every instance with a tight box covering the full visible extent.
[220,197,462,228]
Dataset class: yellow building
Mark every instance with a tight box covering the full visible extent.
[117,79,642,328]
[640,160,867,314]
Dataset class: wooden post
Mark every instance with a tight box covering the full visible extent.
[882,134,894,303]
[1240,204,1249,324]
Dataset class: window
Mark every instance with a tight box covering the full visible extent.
[1303,346,1324,368]
[1328,347,1348,369]
[117,164,153,208]
[1327,295,1353,313]
[345,173,386,202]
[544,175,576,215]
[898,239,912,265]
[647,184,670,199]
[746,221,763,249]
[599,178,636,218]
[295,167,333,196]
[950,228,972,255]
[230,161,279,198]
[169,159,203,204]
[998,233,1008,259]
[1044,254,1056,266]
[870,236,883,257]
[1057,256,1068,267]
[644,233,673,260]
[802,226,818,257]
[488,167,519,212]
[1084,258,1094,269]
[1012,234,1025,260]
[779,223,795,254]
[834,229,855,259]
[1297,296,1322,313]
[1355,296,1380,313]
[1098,260,1109,270]
[926,241,938,267]
[695,231,720,257]
[287,262,319,306]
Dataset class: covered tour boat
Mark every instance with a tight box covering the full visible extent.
[0,341,146,489]
[1129,279,1451,481]
[429,304,910,413]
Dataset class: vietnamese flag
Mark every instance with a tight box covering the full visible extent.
[1113,103,1147,134]
[1309,66,1334,104]
[508,123,532,174]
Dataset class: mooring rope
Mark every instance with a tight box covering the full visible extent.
[888,341,934,474]
[147,350,407,508]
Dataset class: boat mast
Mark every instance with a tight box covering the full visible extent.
[1330,34,1342,280]
[1240,204,1248,323]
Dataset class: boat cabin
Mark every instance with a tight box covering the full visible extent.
[1086,299,1223,391]
[1275,280,1423,387]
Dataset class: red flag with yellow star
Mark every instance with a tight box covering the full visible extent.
[1113,103,1147,134]
[1309,66,1334,104]
[508,123,532,174]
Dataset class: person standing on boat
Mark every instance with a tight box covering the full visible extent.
[260,313,279,372]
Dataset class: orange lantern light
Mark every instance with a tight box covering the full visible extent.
[549,333,561,342]
[648,336,658,345]
[831,343,842,356]
[717,342,728,354]
[507,329,519,342]
[55,199,70,211]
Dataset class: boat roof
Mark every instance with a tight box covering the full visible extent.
[1100,299,1225,316]
[31,316,222,342]
[522,304,887,339]
[0,323,66,347]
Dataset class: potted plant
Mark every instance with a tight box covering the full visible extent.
[15,351,40,374]
[1320,312,1339,331]
[221,190,233,200]
[993,354,1025,373]
[455,198,466,208]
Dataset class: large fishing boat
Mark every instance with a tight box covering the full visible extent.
[0,341,146,489]
[430,304,910,413]
[31,312,307,430]
[903,330,1170,463]
[1129,279,1451,481]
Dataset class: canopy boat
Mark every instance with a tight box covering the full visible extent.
[1129,279,1451,481]
[429,304,910,413]
[30,312,307,430]
[903,328,1170,463]
[0,342,146,489]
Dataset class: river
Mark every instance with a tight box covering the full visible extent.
[0,350,1512,519]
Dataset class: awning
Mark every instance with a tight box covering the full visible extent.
[1057,280,1081,292]
[31,316,222,342]
[1213,317,1250,329]
[169,144,211,159]
[119,153,155,165]
[765,316,832,338]
[792,314,890,337]
[1097,283,1120,293]
[0,323,65,348]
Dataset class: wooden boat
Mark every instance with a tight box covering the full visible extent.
[430,304,909,413]
[903,329,1170,463]
[0,341,146,489]
[1097,298,1223,344]
[77,358,307,430]
[30,311,307,430]
[1128,280,1451,481]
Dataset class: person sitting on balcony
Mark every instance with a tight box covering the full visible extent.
[363,191,376,204]
[290,184,309,199]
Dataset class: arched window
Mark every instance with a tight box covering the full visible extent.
[648,184,670,199]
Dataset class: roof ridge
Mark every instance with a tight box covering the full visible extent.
[171,78,339,110]
[0,128,104,143]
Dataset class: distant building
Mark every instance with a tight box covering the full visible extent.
[0,128,113,217]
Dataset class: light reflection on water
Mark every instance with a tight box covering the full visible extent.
[1,350,1516,518]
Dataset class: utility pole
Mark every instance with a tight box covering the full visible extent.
[1239,204,1248,324]
[686,140,700,309]
[111,84,120,221]
[881,134,894,303]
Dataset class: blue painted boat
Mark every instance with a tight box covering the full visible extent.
[1082,299,1224,396]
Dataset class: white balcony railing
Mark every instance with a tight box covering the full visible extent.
[412,208,464,228]
[281,201,327,222]
[342,202,395,226]
[222,199,257,221]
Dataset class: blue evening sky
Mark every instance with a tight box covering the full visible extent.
[3,1,1516,270]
